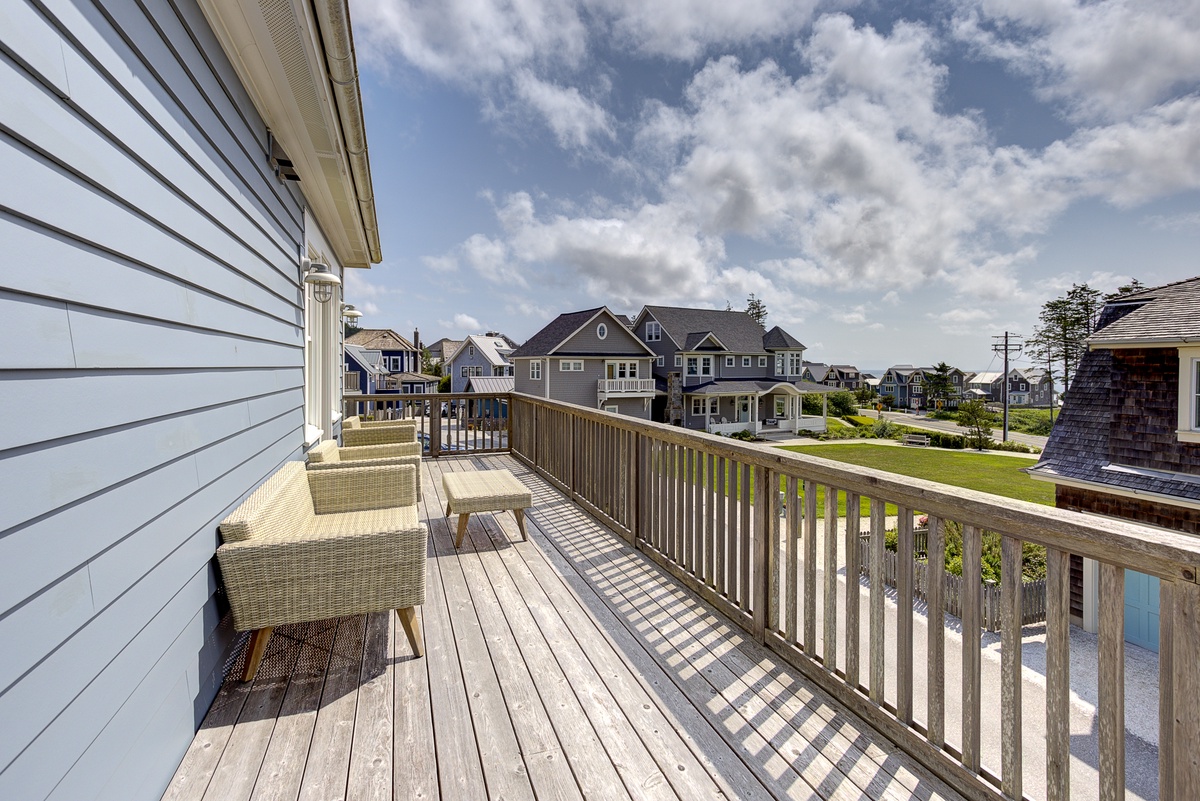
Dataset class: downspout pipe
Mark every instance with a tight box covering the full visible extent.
[313,0,382,264]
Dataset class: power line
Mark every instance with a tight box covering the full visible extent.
[992,333,1023,441]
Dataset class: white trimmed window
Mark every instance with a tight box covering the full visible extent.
[675,355,682,367]
[686,357,698,376]
[788,352,803,375]
[462,365,482,377]
[606,361,638,379]
[691,397,717,416]
[776,355,784,374]
[742,356,751,367]
[1177,348,1200,442]
[597,323,608,340]
[560,360,583,371]
[725,356,735,367]
[657,355,664,367]
[530,361,542,380]
[646,321,661,341]
[701,356,713,376]
[604,405,619,413]
[758,356,767,367]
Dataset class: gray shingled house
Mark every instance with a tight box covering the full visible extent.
[631,306,836,433]
[511,307,657,417]
[1029,276,1200,651]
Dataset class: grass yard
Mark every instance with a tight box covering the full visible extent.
[778,443,1053,506]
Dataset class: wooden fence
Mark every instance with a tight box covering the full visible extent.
[858,540,1048,631]
[505,391,1200,801]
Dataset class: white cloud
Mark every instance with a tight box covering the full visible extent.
[1145,211,1200,232]
[512,71,614,149]
[951,0,1200,122]
[360,301,382,316]
[592,0,827,60]
[830,305,870,324]
[882,291,900,305]
[439,312,482,332]
[422,254,459,273]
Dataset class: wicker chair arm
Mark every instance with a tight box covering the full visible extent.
[338,442,422,460]
[360,419,417,429]
[343,426,417,447]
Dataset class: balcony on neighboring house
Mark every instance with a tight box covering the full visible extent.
[164,391,1200,801]
[597,377,657,405]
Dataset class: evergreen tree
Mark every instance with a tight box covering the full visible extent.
[745,294,768,327]
[1107,278,1146,299]
[1026,283,1102,395]
[922,362,956,409]
[957,400,996,450]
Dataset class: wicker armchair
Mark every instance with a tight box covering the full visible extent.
[342,416,418,447]
[216,461,426,680]
[306,441,423,500]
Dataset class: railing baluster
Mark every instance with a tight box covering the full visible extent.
[740,461,752,611]
[758,466,773,639]
[1099,562,1125,801]
[1046,546,1071,801]
[844,491,861,689]
[704,452,714,587]
[824,486,838,671]
[962,524,982,773]
[896,507,913,723]
[716,456,727,597]
[692,449,702,577]
[927,516,945,749]
[803,480,818,656]
[1172,581,1200,799]
[869,498,885,704]
[1160,579,1175,801]
[786,476,799,644]
[1001,534,1023,800]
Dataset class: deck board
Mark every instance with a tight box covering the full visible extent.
[163,454,964,801]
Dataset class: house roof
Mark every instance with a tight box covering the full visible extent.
[395,372,439,383]
[450,334,514,367]
[967,371,1003,384]
[346,328,416,351]
[683,331,727,351]
[344,344,386,376]
[429,337,462,357]
[510,307,655,358]
[465,376,515,393]
[1087,276,1200,347]
[762,326,805,350]
[641,306,803,354]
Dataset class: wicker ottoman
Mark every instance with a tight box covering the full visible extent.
[443,469,532,548]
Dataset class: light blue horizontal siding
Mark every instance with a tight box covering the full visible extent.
[0,0,317,797]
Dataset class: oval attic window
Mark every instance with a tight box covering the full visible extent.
[597,323,608,339]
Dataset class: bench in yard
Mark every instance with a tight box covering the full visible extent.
[903,433,931,447]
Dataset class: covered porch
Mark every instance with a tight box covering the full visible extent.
[695,381,838,436]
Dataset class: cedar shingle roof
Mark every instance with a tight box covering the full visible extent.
[346,329,416,351]
[1088,276,1200,345]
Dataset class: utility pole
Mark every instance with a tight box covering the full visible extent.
[992,332,1023,442]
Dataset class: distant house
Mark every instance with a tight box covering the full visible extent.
[344,343,388,394]
[804,362,863,390]
[510,307,656,418]
[802,362,831,385]
[427,337,462,366]
[631,306,836,434]
[1028,277,1200,651]
[879,364,967,410]
[448,333,516,393]
[346,328,419,375]
[963,368,1053,407]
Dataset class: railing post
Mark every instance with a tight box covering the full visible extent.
[1171,580,1200,799]
[627,432,640,545]
[754,466,773,641]
[430,399,442,457]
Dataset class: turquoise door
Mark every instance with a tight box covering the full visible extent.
[1124,570,1160,652]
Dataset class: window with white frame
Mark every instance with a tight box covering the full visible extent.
[759,356,767,367]
[530,361,542,380]
[1176,349,1200,441]
[686,357,698,376]
[559,360,583,371]
[725,356,734,367]
[776,354,784,374]
[646,321,661,341]
[675,355,682,367]
[775,398,786,417]
[597,323,608,340]
[606,361,638,379]
[742,356,751,367]
[691,396,717,416]
[788,352,803,375]
[701,356,712,376]
[462,365,482,377]
[469,345,475,356]
[605,405,618,413]
[657,355,664,367]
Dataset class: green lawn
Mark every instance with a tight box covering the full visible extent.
[777,444,1053,506]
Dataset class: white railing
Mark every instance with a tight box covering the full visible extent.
[598,378,656,394]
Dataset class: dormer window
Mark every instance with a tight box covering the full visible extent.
[646,321,661,342]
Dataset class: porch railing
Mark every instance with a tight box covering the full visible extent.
[598,378,656,394]
[342,392,509,455]
[505,391,1200,801]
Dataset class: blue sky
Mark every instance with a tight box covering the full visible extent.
[344,0,1200,373]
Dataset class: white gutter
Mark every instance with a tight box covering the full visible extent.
[312,0,381,263]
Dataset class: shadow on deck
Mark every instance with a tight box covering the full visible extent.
[163,453,962,801]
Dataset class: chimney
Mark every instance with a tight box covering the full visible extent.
[413,328,420,351]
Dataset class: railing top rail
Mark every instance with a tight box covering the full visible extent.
[507,392,1200,583]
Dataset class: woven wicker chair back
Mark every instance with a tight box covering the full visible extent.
[218,462,315,543]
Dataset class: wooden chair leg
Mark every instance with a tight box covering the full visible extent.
[242,627,274,682]
[513,508,528,541]
[397,607,423,657]
[445,503,451,517]
[455,513,470,548]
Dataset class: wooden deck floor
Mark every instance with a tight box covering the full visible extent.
[163,454,964,801]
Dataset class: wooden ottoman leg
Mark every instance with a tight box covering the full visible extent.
[455,513,471,548]
[445,503,451,517]
[397,607,423,657]
[513,508,528,541]
[242,627,274,682]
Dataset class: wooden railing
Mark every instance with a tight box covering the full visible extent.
[342,392,509,455]
[598,378,656,394]
[506,392,1200,801]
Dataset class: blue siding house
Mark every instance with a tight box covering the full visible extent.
[0,0,380,797]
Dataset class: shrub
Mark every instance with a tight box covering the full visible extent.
[872,418,898,438]
[989,440,1040,454]
[729,429,756,441]
[846,415,876,427]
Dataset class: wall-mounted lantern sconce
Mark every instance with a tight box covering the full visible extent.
[303,261,340,304]
[342,304,363,321]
